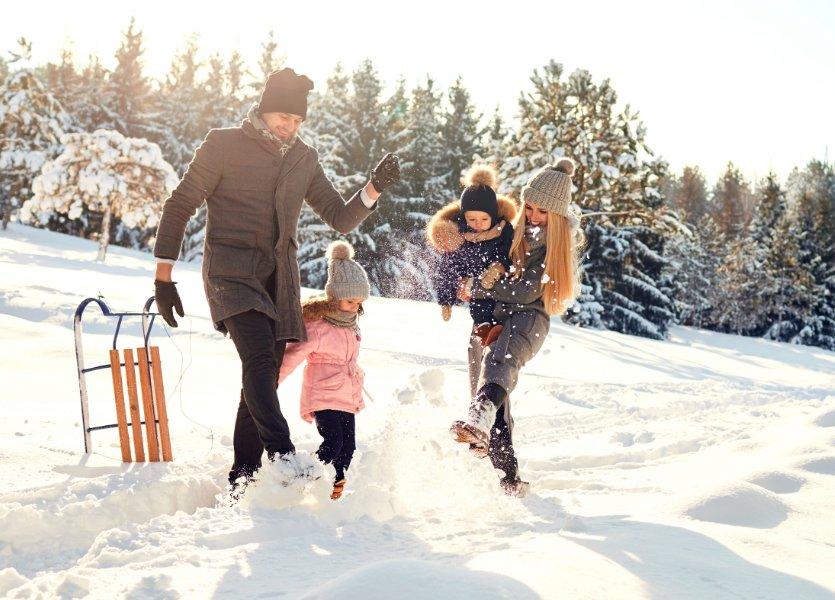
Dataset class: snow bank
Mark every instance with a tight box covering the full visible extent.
[684,484,790,528]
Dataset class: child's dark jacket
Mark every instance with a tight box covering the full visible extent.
[426,197,518,306]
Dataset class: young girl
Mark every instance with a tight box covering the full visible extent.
[449,158,584,496]
[278,240,370,500]
[426,165,517,343]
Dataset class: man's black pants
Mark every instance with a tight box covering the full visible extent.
[224,310,294,485]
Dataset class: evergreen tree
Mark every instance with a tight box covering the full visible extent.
[396,76,448,232]
[664,215,723,329]
[248,30,284,100]
[477,107,508,167]
[101,18,155,139]
[72,55,115,132]
[440,77,482,191]
[501,61,680,339]
[153,36,207,174]
[299,63,375,289]
[0,44,69,228]
[784,161,835,349]
[713,228,770,335]
[20,129,178,260]
[711,162,752,238]
[669,166,708,223]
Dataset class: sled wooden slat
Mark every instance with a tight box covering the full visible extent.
[123,349,145,462]
[149,346,173,462]
[136,347,160,462]
[108,349,132,462]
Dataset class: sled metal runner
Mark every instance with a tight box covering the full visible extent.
[73,296,172,461]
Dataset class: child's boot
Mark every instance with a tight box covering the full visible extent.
[483,324,504,347]
[441,305,452,321]
[473,323,493,345]
[331,478,347,500]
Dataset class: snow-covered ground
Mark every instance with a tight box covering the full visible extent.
[1,222,834,599]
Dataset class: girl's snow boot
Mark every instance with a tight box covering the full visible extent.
[331,478,347,500]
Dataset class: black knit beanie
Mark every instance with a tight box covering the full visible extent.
[460,185,498,221]
[258,68,314,119]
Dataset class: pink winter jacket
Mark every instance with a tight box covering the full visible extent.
[278,298,365,423]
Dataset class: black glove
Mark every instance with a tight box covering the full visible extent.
[154,280,184,328]
[370,153,400,193]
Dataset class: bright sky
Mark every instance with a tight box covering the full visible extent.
[5,0,834,184]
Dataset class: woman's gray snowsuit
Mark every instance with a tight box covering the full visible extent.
[468,244,550,402]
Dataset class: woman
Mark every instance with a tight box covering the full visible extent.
[450,158,585,496]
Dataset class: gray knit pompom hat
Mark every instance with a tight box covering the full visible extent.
[521,158,576,216]
[324,240,371,301]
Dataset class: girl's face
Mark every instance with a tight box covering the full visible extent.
[337,297,363,313]
[464,210,492,232]
[525,203,549,227]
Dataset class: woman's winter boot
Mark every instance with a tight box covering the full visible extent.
[450,392,497,449]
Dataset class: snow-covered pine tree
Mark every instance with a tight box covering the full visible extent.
[20,129,178,261]
[440,77,482,191]
[54,54,115,133]
[664,215,723,329]
[783,161,835,350]
[299,62,433,298]
[477,107,508,167]
[754,174,817,344]
[713,225,771,335]
[380,76,451,300]
[100,18,156,140]
[176,49,252,263]
[0,49,69,229]
[710,162,753,238]
[299,63,376,290]
[153,36,211,175]
[501,62,681,338]
[246,30,285,103]
[668,166,708,224]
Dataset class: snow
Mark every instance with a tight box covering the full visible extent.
[1,222,834,598]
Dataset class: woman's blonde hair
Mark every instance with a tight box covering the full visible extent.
[509,206,585,316]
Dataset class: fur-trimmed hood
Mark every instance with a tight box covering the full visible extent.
[301,294,363,321]
[301,294,336,321]
[426,196,518,253]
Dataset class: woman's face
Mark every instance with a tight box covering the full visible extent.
[525,203,549,227]
[337,297,363,313]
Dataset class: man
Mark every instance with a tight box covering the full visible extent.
[152,68,400,490]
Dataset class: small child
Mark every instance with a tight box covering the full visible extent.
[278,240,369,500]
[426,165,517,343]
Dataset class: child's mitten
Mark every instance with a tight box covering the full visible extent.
[480,262,506,290]
[441,305,452,321]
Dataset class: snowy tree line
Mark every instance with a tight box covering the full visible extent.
[0,23,832,350]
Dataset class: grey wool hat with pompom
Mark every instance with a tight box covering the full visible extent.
[521,158,576,216]
[324,240,371,301]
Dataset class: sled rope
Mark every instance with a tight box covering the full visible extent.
[159,316,216,458]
